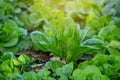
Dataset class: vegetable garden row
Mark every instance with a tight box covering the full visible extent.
[0,0,120,80]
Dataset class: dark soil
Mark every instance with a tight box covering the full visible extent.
[15,49,92,72]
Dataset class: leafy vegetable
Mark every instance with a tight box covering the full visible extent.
[0,52,31,79]
[0,0,31,53]
[78,54,120,80]
[31,17,105,62]
[73,65,110,80]
[37,61,73,80]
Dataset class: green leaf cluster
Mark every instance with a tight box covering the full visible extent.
[73,65,109,80]
[78,54,120,80]
[31,17,105,62]
[0,0,31,53]
[0,52,31,79]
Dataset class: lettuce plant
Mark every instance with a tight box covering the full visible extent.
[0,52,31,79]
[78,54,120,80]
[73,65,110,80]
[0,19,30,53]
[84,0,120,55]
[0,0,31,53]
[0,19,19,47]
[31,17,105,62]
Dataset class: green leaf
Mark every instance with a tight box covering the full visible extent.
[23,71,40,80]
[18,27,27,38]
[81,38,104,45]
[13,60,22,66]
[80,38,105,53]
[30,31,49,51]
[18,37,31,50]
[109,40,120,49]
[37,68,51,80]
[0,62,12,72]
[72,69,84,80]
[13,8,21,14]
[18,12,30,28]
[56,62,73,78]
[1,52,15,60]
[18,54,30,64]
[45,61,63,72]
[0,19,19,47]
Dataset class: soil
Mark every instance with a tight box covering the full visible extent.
[15,49,92,72]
